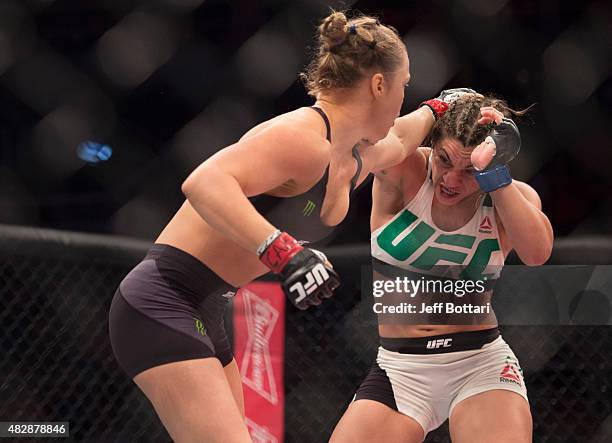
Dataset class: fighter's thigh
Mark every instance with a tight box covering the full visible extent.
[134,358,251,443]
[223,359,245,417]
[330,400,424,443]
[449,390,532,443]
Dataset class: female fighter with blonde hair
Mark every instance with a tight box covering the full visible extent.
[108,10,448,443]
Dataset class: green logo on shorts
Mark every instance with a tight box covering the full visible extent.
[193,318,207,336]
[302,200,316,216]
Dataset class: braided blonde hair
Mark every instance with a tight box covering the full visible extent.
[301,10,406,96]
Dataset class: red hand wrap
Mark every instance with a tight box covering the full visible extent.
[259,232,304,274]
[420,99,449,119]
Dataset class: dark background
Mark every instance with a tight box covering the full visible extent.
[1,2,611,442]
[1,0,611,241]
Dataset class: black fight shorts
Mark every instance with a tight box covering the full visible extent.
[109,244,237,378]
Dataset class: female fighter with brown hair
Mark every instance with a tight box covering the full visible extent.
[331,93,553,442]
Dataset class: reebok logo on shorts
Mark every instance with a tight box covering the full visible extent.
[426,338,452,349]
[499,355,523,386]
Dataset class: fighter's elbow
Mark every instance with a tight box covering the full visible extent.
[181,172,200,199]
[181,175,193,198]
[520,245,552,266]
[181,165,217,199]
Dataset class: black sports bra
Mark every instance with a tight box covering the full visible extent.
[249,106,363,245]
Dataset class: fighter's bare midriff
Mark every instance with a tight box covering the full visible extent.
[155,200,269,287]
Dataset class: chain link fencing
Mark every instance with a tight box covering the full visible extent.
[1,225,610,442]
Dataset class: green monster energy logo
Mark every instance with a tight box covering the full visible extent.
[302,200,316,217]
[193,318,206,336]
[376,209,500,280]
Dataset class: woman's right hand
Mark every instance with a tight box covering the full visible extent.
[258,231,340,309]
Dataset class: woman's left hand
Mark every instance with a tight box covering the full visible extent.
[477,106,503,125]
[472,107,505,170]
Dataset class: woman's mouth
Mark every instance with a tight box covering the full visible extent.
[439,183,460,199]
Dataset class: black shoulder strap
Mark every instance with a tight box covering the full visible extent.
[350,145,363,193]
[311,107,362,193]
[310,106,331,142]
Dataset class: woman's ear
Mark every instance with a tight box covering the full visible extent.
[370,73,385,98]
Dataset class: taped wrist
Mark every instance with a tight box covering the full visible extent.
[473,164,512,192]
[258,231,303,274]
[419,99,449,120]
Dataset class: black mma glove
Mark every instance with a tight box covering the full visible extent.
[258,231,340,309]
[472,117,521,192]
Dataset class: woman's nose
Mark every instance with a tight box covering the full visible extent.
[443,171,462,187]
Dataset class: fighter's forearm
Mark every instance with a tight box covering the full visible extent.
[491,183,553,265]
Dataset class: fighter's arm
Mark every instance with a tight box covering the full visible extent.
[181,125,328,253]
[363,107,435,173]
[494,181,554,265]
[471,106,553,265]
[371,164,406,227]
[364,88,481,174]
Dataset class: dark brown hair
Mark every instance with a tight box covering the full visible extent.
[300,10,406,96]
[430,94,531,149]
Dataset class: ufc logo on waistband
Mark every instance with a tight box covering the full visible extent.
[289,264,330,303]
[426,338,453,349]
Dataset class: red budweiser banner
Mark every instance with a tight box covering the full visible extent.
[234,282,285,443]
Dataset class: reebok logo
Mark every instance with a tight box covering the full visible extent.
[479,216,492,233]
[426,338,452,349]
[499,355,523,386]
[302,200,316,217]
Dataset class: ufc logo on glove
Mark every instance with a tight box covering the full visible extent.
[258,231,340,309]
[289,264,330,303]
